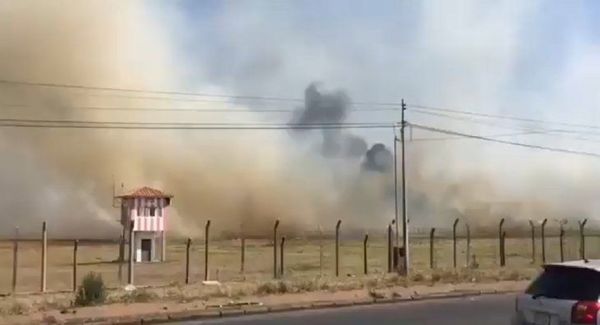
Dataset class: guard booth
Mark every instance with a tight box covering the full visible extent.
[116,186,173,262]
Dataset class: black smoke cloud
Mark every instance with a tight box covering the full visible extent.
[362,143,393,173]
[290,83,390,169]
[290,83,368,158]
[298,83,348,125]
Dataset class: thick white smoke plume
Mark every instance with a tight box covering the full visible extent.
[0,1,395,238]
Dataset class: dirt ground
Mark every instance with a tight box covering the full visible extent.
[0,233,597,294]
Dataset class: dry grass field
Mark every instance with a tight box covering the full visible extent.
[0,232,598,295]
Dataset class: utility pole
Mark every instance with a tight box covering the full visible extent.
[400,99,408,275]
[392,99,409,274]
[393,128,399,252]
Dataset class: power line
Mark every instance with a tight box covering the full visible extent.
[409,122,600,158]
[73,93,262,104]
[0,79,404,108]
[410,104,600,132]
[3,78,598,131]
[70,92,402,109]
[410,130,549,142]
[0,117,396,130]
[409,109,546,132]
[1,103,398,113]
[0,117,393,126]
[409,108,600,143]
[0,79,305,103]
[0,123,394,130]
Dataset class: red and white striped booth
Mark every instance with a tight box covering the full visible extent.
[117,186,172,262]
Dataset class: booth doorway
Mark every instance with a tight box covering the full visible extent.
[141,239,152,262]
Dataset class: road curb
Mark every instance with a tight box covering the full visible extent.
[60,288,521,324]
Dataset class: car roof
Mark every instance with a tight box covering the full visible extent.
[544,259,600,272]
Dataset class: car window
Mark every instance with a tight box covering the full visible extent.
[526,265,600,300]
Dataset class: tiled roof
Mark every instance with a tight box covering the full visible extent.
[117,186,173,198]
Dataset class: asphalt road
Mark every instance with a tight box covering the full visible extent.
[179,294,516,325]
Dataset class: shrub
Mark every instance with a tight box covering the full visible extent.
[502,270,521,281]
[319,281,331,291]
[437,270,458,283]
[120,289,158,303]
[75,272,106,306]
[0,299,29,315]
[384,274,401,286]
[368,288,385,299]
[277,281,290,294]
[295,278,319,292]
[256,281,279,295]
[256,281,290,295]
[365,277,380,288]
[411,273,425,282]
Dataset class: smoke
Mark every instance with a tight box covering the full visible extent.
[290,83,392,174]
[362,143,393,173]
[0,1,159,237]
[290,83,369,158]
[295,83,348,126]
[2,1,600,240]
[169,0,600,230]
[0,1,394,238]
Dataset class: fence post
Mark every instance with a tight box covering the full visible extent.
[204,220,211,281]
[41,221,47,293]
[319,225,323,277]
[273,220,280,279]
[12,227,19,293]
[240,236,246,274]
[335,220,342,277]
[498,218,505,267]
[559,221,565,263]
[185,238,191,284]
[501,231,507,266]
[528,220,535,264]
[118,234,124,284]
[465,223,471,267]
[541,218,547,264]
[73,240,78,292]
[387,223,393,273]
[452,218,459,268]
[280,236,285,277]
[579,219,588,260]
[429,227,435,269]
[128,220,135,285]
[363,234,369,275]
